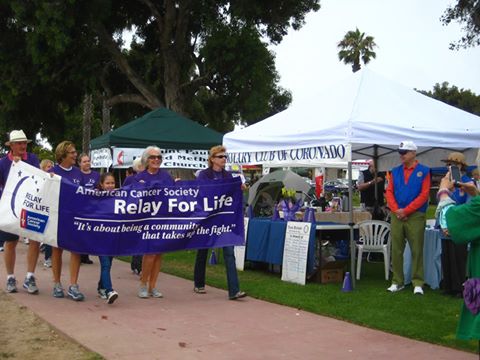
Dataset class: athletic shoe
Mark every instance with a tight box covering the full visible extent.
[107,290,118,304]
[229,291,247,300]
[132,269,141,276]
[43,259,52,268]
[138,285,149,299]
[387,284,405,293]
[150,288,163,298]
[80,255,93,264]
[97,288,107,299]
[67,284,85,301]
[6,277,17,293]
[0,246,4,252]
[53,283,64,298]
[194,287,207,294]
[23,276,39,294]
[413,286,424,295]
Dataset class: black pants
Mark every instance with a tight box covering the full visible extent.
[441,238,467,295]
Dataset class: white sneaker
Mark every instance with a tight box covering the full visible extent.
[413,286,424,295]
[150,288,163,298]
[387,284,405,293]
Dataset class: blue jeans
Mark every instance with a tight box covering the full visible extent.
[98,256,114,292]
[194,246,239,297]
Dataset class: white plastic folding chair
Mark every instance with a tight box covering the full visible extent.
[356,220,391,280]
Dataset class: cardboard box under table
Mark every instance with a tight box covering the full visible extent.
[314,222,359,284]
[318,260,347,284]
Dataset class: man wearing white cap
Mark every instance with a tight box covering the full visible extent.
[385,141,430,295]
[0,130,41,294]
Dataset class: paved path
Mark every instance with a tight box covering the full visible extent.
[0,243,475,359]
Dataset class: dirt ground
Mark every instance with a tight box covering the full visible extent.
[0,291,103,360]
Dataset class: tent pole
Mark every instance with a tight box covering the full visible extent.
[348,159,355,289]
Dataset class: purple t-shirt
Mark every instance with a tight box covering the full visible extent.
[122,174,136,187]
[82,170,100,189]
[0,152,40,186]
[0,152,40,198]
[197,168,232,181]
[49,165,85,186]
[133,169,174,186]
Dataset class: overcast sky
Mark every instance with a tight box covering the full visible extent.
[272,0,480,104]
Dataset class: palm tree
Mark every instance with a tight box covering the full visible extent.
[337,28,377,72]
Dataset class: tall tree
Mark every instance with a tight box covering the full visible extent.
[337,28,377,72]
[418,82,480,116]
[442,0,480,49]
[1,0,321,140]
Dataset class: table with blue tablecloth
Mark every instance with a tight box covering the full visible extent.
[403,228,442,289]
[245,218,316,275]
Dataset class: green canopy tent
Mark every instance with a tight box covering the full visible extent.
[89,108,224,173]
[90,107,223,150]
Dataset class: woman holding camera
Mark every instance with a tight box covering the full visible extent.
[439,152,474,297]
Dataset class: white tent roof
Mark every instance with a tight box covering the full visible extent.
[224,69,480,170]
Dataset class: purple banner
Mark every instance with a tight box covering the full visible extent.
[57,178,244,255]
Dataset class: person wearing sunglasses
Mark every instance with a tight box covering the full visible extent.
[385,140,430,295]
[193,145,246,300]
[134,146,174,299]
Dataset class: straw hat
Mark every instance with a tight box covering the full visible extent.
[441,152,467,168]
[5,130,31,146]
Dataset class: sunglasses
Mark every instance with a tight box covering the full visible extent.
[148,155,162,160]
[398,149,409,155]
[213,155,228,159]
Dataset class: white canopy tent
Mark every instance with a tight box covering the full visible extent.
[224,68,480,287]
[224,68,480,170]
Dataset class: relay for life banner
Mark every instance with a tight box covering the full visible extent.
[0,161,244,255]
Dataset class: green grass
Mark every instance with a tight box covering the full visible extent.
[120,251,476,354]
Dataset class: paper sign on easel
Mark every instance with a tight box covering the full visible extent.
[234,217,248,271]
[281,222,311,285]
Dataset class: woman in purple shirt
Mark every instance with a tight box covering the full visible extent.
[49,141,86,301]
[194,145,246,300]
[78,153,100,189]
[135,146,174,299]
[78,153,99,264]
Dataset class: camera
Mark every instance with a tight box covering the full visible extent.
[449,165,462,187]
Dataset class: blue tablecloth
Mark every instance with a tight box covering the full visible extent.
[403,228,442,289]
[246,218,316,274]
